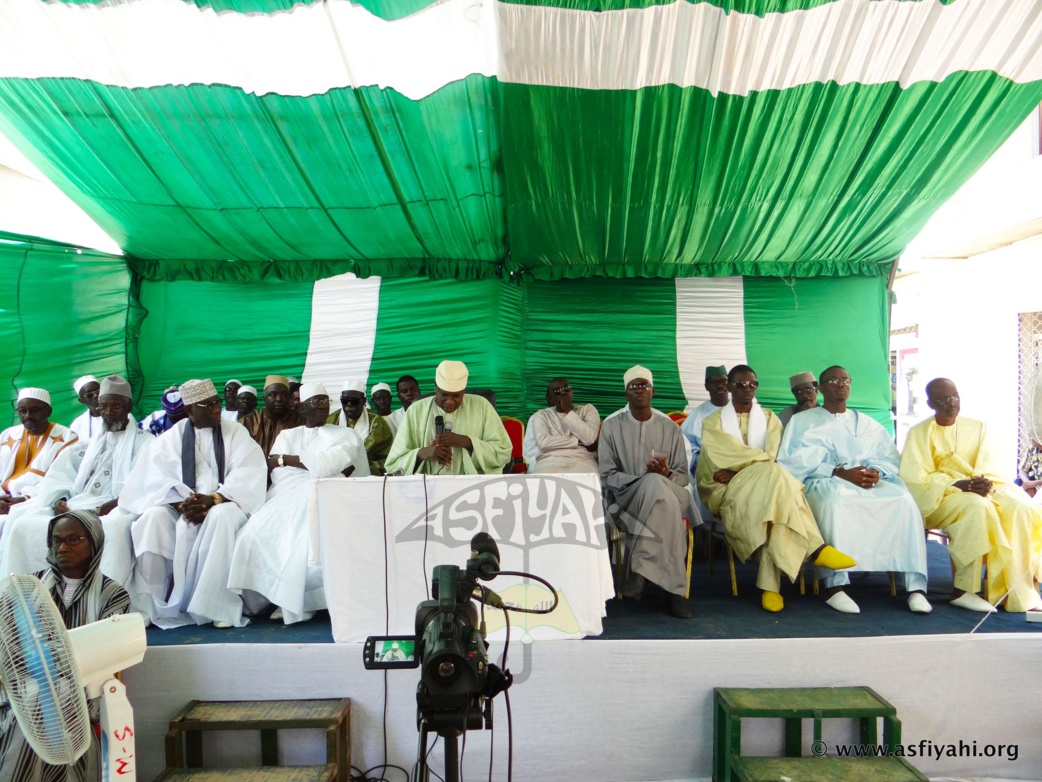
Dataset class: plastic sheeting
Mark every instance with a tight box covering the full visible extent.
[0,233,129,427]
[132,273,891,427]
[0,0,1041,281]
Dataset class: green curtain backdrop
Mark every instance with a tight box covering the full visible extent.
[0,233,130,427]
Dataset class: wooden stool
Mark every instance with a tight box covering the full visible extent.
[161,698,350,782]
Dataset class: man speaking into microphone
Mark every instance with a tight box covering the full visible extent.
[386,361,511,475]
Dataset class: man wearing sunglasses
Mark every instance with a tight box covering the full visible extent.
[600,366,696,619]
[698,365,855,613]
[524,378,600,474]
[777,371,821,428]
[778,366,931,615]
[901,377,1042,613]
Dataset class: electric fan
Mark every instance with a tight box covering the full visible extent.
[0,574,146,779]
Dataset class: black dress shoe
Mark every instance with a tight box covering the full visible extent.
[621,573,646,601]
[667,593,693,619]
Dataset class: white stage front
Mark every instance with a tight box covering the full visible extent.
[123,632,1042,782]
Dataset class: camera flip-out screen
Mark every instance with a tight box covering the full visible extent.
[363,635,420,669]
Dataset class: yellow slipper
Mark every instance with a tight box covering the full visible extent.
[761,591,784,612]
[813,546,856,571]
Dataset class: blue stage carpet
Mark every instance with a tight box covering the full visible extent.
[144,540,1042,645]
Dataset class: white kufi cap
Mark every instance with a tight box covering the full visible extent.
[73,375,97,394]
[17,388,50,406]
[623,365,653,388]
[300,382,327,403]
[435,361,468,393]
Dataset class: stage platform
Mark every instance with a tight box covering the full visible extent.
[125,541,1042,781]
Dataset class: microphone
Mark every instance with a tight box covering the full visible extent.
[434,415,444,437]
[468,531,500,580]
[444,421,453,433]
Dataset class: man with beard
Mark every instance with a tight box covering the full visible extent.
[328,380,393,475]
[68,375,102,441]
[120,379,267,628]
[221,378,243,421]
[386,375,421,435]
[229,382,369,624]
[698,365,855,612]
[777,372,821,428]
[524,377,599,474]
[239,375,305,456]
[1,388,79,514]
[0,375,152,586]
[778,366,930,614]
[386,361,510,475]
[599,366,696,619]
[901,378,1042,613]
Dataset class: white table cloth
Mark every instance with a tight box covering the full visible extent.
[312,473,615,643]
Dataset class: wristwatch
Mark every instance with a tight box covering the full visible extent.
[210,493,224,505]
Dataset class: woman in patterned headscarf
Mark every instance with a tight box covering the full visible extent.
[0,509,131,781]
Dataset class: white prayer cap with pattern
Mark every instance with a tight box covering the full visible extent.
[300,382,327,403]
[435,361,468,393]
[100,375,132,398]
[372,382,392,395]
[179,379,217,406]
[224,378,243,388]
[73,375,98,394]
[237,385,258,397]
[341,379,366,394]
[17,388,50,406]
[623,366,653,388]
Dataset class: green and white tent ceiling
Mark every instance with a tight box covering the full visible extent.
[1,0,1042,282]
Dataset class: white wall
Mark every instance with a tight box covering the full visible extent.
[892,110,1042,475]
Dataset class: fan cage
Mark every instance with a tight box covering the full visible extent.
[0,574,90,764]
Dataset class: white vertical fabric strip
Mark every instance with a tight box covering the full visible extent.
[302,273,382,391]
[675,277,746,410]
[1,0,1042,100]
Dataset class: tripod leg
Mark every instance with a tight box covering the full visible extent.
[443,733,459,782]
[414,721,430,782]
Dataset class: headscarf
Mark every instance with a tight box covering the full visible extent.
[42,510,107,621]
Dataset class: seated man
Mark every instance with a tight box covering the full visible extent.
[386,361,511,475]
[1,388,79,515]
[139,387,188,436]
[900,378,1042,613]
[778,366,930,614]
[235,385,258,421]
[386,375,421,435]
[681,365,729,523]
[599,366,696,619]
[221,379,242,421]
[68,375,102,441]
[777,371,821,428]
[524,378,599,474]
[0,375,152,587]
[239,375,305,456]
[121,379,267,628]
[698,365,855,612]
[329,380,394,475]
[228,383,369,624]
[371,383,394,419]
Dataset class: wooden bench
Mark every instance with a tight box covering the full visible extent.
[159,698,350,782]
